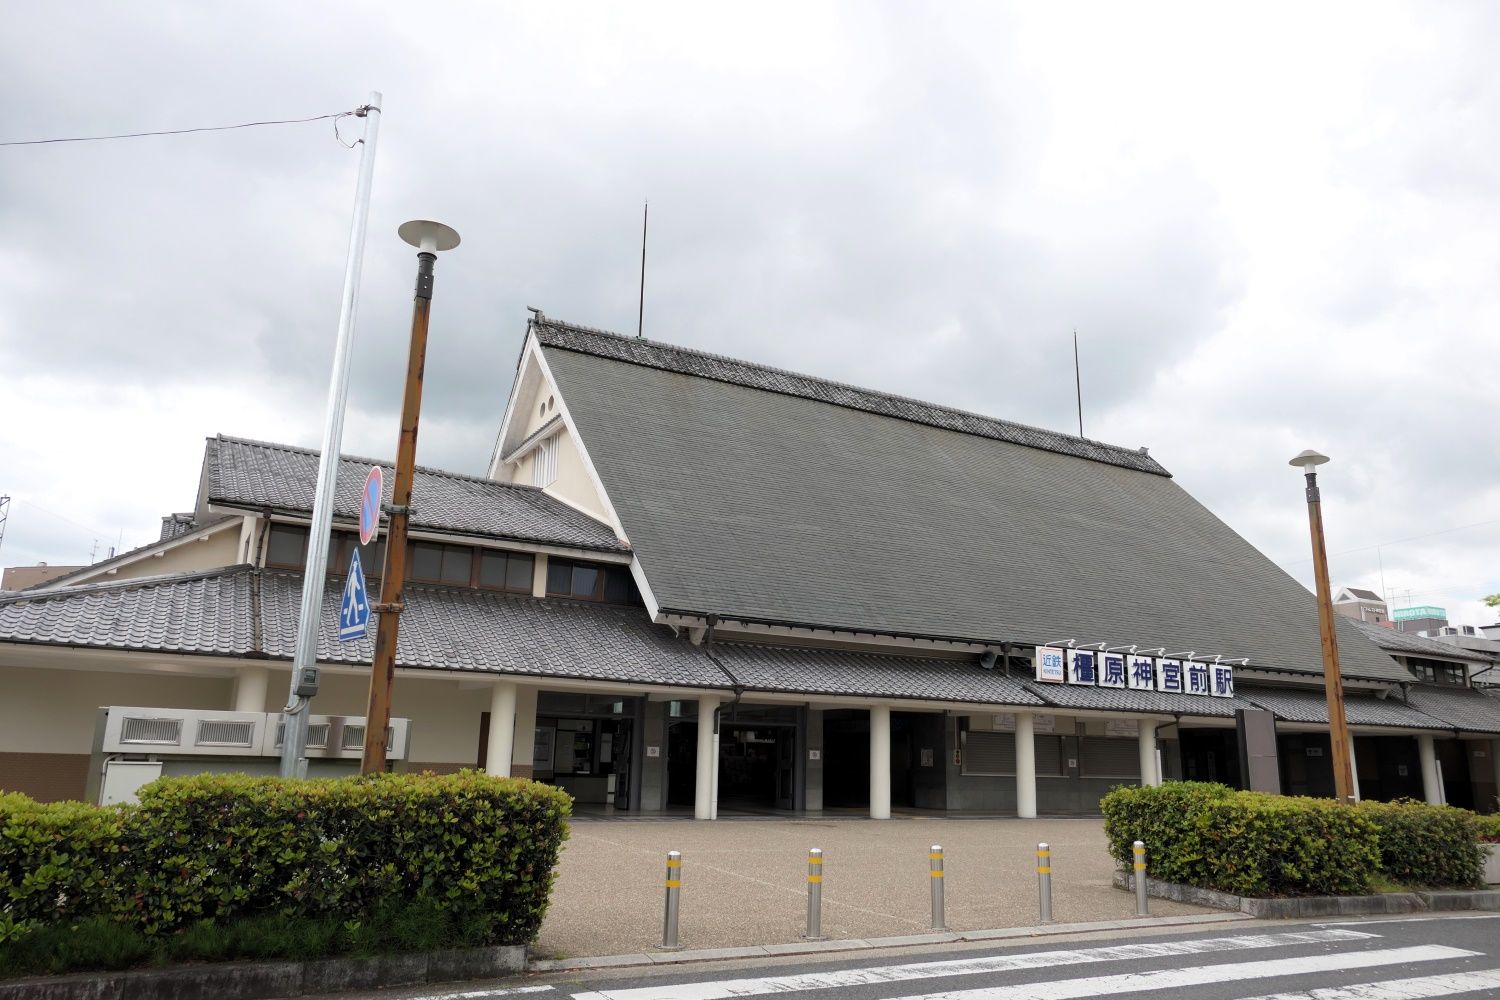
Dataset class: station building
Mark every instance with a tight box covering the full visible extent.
[2,315,1498,816]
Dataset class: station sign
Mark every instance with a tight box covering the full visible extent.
[1033,644,1234,697]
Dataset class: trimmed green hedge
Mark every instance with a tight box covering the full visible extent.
[1102,782,1379,896]
[0,772,571,955]
[1102,783,1489,896]
[1477,814,1500,843]
[1357,800,1483,888]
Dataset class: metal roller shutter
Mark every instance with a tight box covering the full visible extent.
[1035,735,1067,777]
[1080,736,1141,779]
[961,731,1015,775]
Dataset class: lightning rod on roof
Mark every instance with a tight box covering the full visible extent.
[1073,329,1083,438]
[637,200,648,339]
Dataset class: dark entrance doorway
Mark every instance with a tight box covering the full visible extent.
[718,724,795,810]
[1353,735,1425,802]
[1178,728,1243,787]
[1437,738,1474,810]
[666,720,698,809]
[823,709,870,809]
[1279,732,1334,798]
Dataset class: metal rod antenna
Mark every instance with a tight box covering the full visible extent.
[279,91,382,779]
[637,200,648,339]
[1073,329,1083,437]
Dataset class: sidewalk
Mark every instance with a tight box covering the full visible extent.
[534,817,1216,959]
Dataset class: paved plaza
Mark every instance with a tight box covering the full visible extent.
[534,816,1215,959]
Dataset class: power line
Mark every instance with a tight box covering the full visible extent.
[0,108,365,148]
[1280,515,1500,566]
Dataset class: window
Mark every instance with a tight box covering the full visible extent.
[1407,657,1466,686]
[409,541,474,585]
[546,558,636,603]
[266,524,309,568]
[532,433,559,487]
[478,550,535,593]
[329,533,385,580]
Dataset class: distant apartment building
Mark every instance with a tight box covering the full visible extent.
[0,563,85,592]
[1334,587,1389,625]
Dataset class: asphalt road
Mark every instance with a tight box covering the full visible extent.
[332,913,1500,999]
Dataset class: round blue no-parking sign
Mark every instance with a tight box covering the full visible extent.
[360,466,383,545]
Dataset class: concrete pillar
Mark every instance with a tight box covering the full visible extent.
[694,695,720,820]
[1138,723,1157,787]
[233,665,269,713]
[511,685,538,775]
[869,705,891,819]
[1418,733,1442,805]
[485,681,518,777]
[805,709,824,812]
[1348,731,1361,802]
[531,554,548,598]
[1016,712,1037,818]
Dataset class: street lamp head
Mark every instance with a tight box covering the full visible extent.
[398,219,461,254]
[1289,449,1330,469]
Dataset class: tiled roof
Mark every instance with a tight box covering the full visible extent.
[1237,685,1449,730]
[258,572,730,690]
[1403,685,1500,735]
[1340,588,1383,602]
[537,316,1412,684]
[159,513,198,541]
[0,568,256,655]
[1349,619,1498,663]
[708,643,1044,706]
[1025,682,1251,719]
[533,317,1169,475]
[203,435,626,554]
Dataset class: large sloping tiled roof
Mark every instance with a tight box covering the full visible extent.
[203,435,626,554]
[0,568,257,655]
[1402,685,1500,735]
[707,643,1044,706]
[534,316,1411,684]
[1024,682,1252,719]
[1237,685,1449,730]
[535,318,1169,475]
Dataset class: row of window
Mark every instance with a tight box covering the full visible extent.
[265,524,635,604]
[1406,656,1467,687]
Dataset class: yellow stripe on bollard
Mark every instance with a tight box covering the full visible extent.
[667,859,681,868]
[929,852,944,860]
[808,857,822,865]
[807,874,822,883]
[665,878,681,888]
[930,870,944,878]
[1037,866,1051,874]
[1134,862,1146,870]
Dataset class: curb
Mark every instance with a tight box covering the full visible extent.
[1113,872,1500,919]
[526,911,1253,972]
[0,945,526,1000]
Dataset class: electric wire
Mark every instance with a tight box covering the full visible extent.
[0,108,366,147]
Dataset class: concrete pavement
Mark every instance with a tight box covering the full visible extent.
[534,817,1214,959]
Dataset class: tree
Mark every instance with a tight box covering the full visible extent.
[1486,593,1500,609]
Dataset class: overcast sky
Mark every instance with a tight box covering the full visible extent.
[1,2,1496,626]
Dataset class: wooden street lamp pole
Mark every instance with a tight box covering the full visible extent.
[361,220,460,774]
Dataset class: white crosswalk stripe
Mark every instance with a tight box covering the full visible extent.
[426,986,554,999]
[883,946,1478,1000]
[569,930,1376,1000]
[1235,969,1500,999]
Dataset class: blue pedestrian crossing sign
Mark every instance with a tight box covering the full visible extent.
[339,547,371,642]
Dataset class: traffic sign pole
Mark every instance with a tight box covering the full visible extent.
[278,92,382,779]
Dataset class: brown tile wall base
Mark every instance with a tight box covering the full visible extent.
[405,761,468,776]
[512,764,534,779]
[0,752,90,802]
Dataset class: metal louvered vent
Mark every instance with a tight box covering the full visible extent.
[120,717,183,745]
[339,725,394,750]
[274,722,331,749]
[195,720,255,748]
